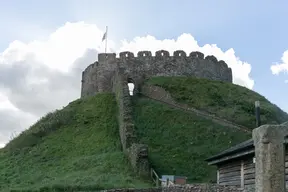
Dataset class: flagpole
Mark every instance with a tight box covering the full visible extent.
[105,26,108,54]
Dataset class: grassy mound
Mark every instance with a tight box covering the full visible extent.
[146,77,288,129]
[133,97,250,183]
[0,94,151,192]
[2,76,287,190]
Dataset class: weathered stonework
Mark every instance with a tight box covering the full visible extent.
[252,123,288,192]
[101,184,242,192]
[165,184,242,192]
[81,50,233,97]
[80,50,233,183]
[128,143,150,177]
[113,67,150,178]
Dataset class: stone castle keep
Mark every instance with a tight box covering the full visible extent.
[81,50,233,97]
[79,50,288,192]
[79,49,234,186]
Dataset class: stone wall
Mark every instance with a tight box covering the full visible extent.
[164,184,243,192]
[252,123,288,192]
[102,184,242,192]
[81,50,232,97]
[113,68,150,178]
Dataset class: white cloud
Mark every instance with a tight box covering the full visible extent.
[271,50,288,75]
[0,21,254,146]
[1,22,115,73]
[0,92,17,111]
[119,34,254,89]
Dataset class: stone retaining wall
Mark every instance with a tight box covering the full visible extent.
[113,69,150,178]
[102,184,243,192]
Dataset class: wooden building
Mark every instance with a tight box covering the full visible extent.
[205,138,288,190]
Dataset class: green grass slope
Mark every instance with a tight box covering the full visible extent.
[132,76,288,183]
[133,97,250,183]
[1,76,287,190]
[0,94,151,192]
[146,77,288,129]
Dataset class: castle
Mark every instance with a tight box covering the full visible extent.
[81,50,233,97]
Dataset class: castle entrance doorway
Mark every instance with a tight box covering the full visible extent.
[127,78,135,96]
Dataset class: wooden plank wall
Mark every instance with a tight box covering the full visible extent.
[242,148,288,189]
[218,160,241,187]
[243,157,255,189]
[217,147,288,189]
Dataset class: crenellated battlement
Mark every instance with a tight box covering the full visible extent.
[95,50,228,69]
[96,50,220,61]
[81,50,233,97]
[117,50,204,59]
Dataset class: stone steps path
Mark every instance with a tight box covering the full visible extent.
[139,85,251,133]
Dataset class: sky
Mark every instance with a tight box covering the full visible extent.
[1,0,288,147]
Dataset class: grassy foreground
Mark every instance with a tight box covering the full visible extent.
[146,77,288,129]
[0,94,151,192]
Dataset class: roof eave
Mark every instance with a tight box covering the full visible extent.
[205,141,253,162]
[206,137,288,165]
[207,148,255,165]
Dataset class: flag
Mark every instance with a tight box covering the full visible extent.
[102,26,108,54]
[102,31,107,42]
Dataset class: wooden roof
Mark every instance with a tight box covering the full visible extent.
[206,135,288,165]
[205,139,254,165]
[206,122,288,165]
